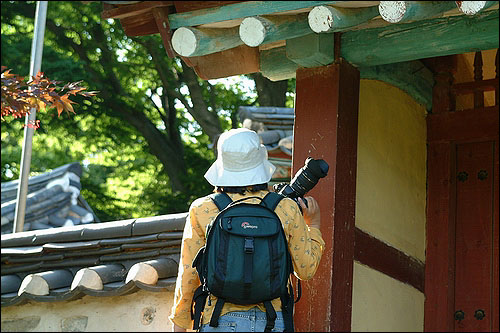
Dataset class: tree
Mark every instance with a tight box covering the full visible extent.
[1,1,292,220]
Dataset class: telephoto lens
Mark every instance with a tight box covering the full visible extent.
[288,157,329,198]
[277,157,329,208]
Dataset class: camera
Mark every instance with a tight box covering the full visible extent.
[273,157,329,209]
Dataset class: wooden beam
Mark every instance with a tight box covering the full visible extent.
[238,14,311,47]
[167,1,341,29]
[120,12,159,36]
[451,77,499,95]
[286,33,334,67]
[354,227,425,292]
[186,45,260,80]
[178,6,497,73]
[341,9,499,67]
[173,1,244,13]
[259,46,299,82]
[260,42,435,110]
[456,1,498,15]
[308,5,379,33]
[171,26,242,57]
[152,7,176,58]
[101,1,173,20]
[378,1,456,24]
[423,55,458,114]
[359,60,434,111]
[427,106,499,142]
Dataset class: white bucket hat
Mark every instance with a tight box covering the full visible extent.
[204,128,276,186]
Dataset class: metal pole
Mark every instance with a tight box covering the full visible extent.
[12,1,48,233]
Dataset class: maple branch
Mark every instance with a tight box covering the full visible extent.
[1,66,98,128]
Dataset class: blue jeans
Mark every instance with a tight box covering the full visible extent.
[199,307,285,332]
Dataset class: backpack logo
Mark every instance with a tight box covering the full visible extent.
[241,221,258,229]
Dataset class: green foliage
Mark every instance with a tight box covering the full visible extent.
[0,1,292,222]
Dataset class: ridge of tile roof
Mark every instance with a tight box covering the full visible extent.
[238,106,294,156]
[1,212,187,307]
[1,162,99,234]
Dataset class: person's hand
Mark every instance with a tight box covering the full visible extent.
[298,196,321,230]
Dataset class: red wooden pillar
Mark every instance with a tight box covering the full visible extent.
[424,55,458,332]
[292,60,360,332]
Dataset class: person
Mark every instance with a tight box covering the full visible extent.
[169,127,325,332]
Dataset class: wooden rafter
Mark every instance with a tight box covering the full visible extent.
[152,7,177,58]
[173,1,244,13]
[186,45,260,80]
[100,1,173,20]
[167,1,341,29]
[100,1,499,78]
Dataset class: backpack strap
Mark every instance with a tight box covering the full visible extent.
[243,236,254,299]
[280,284,295,332]
[209,192,232,211]
[261,191,284,211]
[211,191,284,211]
[209,298,226,327]
[262,191,298,332]
[263,300,277,332]
[191,285,209,330]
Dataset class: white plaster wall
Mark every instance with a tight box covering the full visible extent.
[1,289,175,332]
[351,262,424,332]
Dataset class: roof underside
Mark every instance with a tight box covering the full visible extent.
[99,1,499,81]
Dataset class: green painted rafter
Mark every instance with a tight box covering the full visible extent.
[171,26,242,57]
[260,44,434,110]
[308,5,380,33]
[341,9,499,67]
[168,1,340,29]
[378,1,457,24]
[239,14,311,48]
[262,9,498,75]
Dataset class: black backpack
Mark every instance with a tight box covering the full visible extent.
[191,191,300,332]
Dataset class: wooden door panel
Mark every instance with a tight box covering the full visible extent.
[425,50,499,332]
[454,141,495,332]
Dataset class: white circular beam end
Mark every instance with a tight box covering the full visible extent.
[239,17,266,47]
[308,6,335,33]
[457,1,487,15]
[171,27,198,57]
[379,1,407,23]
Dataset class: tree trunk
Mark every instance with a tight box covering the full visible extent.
[180,61,223,142]
[250,72,288,107]
[118,104,187,192]
[45,18,188,193]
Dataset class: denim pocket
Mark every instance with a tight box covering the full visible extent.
[199,321,237,332]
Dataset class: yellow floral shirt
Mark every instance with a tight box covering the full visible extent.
[169,190,325,330]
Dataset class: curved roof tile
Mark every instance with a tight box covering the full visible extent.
[1,212,187,307]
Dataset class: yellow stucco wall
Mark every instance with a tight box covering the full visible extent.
[351,262,425,332]
[352,79,427,332]
[1,289,175,332]
[355,80,426,262]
